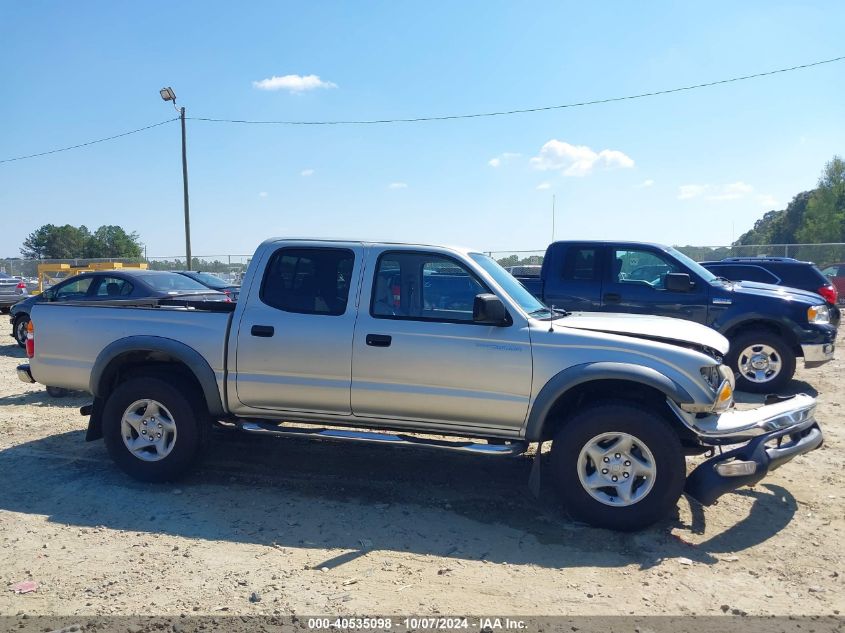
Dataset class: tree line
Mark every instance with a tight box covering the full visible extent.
[19,224,143,259]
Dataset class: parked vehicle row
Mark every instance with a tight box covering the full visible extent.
[513,241,837,393]
[16,238,824,531]
[9,269,228,347]
[0,272,28,313]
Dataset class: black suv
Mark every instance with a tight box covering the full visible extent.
[700,257,840,326]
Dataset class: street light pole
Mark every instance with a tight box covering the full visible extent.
[179,106,192,270]
[160,87,192,270]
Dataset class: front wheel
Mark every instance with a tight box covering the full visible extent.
[726,330,795,393]
[102,376,208,482]
[549,402,686,531]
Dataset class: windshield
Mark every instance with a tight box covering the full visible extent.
[469,253,547,315]
[137,273,216,293]
[185,272,229,289]
[666,247,719,283]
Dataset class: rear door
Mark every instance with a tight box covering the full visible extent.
[540,244,604,311]
[600,246,708,322]
[234,243,363,414]
[350,247,533,433]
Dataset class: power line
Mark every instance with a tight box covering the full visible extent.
[0,118,179,165]
[190,54,845,126]
[1,54,842,164]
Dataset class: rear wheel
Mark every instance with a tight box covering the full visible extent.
[726,330,795,393]
[102,376,208,482]
[13,315,29,348]
[549,402,686,531]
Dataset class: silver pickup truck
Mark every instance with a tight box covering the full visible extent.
[17,239,824,531]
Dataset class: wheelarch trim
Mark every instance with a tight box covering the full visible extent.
[524,362,694,442]
[90,335,224,417]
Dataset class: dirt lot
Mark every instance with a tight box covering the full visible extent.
[0,331,842,618]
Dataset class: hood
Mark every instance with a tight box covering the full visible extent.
[728,280,824,304]
[555,312,729,355]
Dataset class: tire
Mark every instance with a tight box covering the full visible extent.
[102,376,208,482]
[726,329,795,393]
[13,315,29,348]
[549,402,686,531]
[46,386,68,398]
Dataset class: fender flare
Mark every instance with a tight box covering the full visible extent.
[90,335,225,417]
[523,362,694,442]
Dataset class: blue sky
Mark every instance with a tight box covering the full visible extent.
[1,1,844,258]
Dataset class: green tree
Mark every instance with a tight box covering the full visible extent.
[796,156,845,244]
[86,225,143,258]
[20,224,142,259]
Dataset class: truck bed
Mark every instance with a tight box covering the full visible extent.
[29,302,233,395]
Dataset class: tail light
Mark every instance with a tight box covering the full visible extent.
[16,281,26,295]
[818,285,838,305]
[391,285,401,307]
[26,321,35,359]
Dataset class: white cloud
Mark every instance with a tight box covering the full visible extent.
[253,74,337,93]
[529,140,634,177]
[677,184,707,200]
[300,169,315,177]
[677,181,776,205]
[388,182,408,189]
[637,179,655,188]
[708,181,754,201]
[488,152,521,168]
[258,191,268,198]
[536,182,552,190]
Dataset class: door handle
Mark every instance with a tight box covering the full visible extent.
[366,334,392,347]
[604,293,621,303]
[250,325,275,337]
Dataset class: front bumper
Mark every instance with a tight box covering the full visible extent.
[802,342,836,367]
[685,415,823,505]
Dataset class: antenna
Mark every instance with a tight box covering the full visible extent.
[549,304,555,332]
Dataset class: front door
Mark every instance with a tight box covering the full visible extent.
[234,243,363,414]
[351,248,533,433]
[600,246,708,322]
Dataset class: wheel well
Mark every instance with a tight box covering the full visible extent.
[539,379,698,446]
[725,320,801,357]
[98,352,206,408]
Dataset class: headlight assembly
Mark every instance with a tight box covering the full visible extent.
[807,305,830,324]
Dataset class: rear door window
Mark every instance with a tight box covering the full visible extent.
[776,265,828,288]
[93,276,134,297]
[562,247,599,280]
[261,248,355,315]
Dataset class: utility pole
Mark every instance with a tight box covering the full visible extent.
[180,106,192,270]
[160,87,192,270]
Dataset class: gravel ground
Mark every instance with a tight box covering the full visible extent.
[0,331,842,617]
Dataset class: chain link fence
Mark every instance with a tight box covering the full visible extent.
[3,244,844,285]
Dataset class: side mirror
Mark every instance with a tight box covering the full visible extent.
[473,293,508,325]
[665,272,693,292]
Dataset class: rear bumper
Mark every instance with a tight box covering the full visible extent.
[16,363,35,384]
[684,415,823,505]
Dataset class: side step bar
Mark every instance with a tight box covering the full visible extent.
[227,420,528,456]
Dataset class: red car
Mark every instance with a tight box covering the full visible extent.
[821,263,845,305]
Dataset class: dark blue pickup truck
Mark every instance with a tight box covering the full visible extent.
[517,241,837,392]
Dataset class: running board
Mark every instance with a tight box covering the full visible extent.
[229,420,528,456]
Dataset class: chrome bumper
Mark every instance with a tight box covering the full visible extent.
[669,393,817,440]
[685,415,823,505]
[802,342,835,366]
[16,363,35,384]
